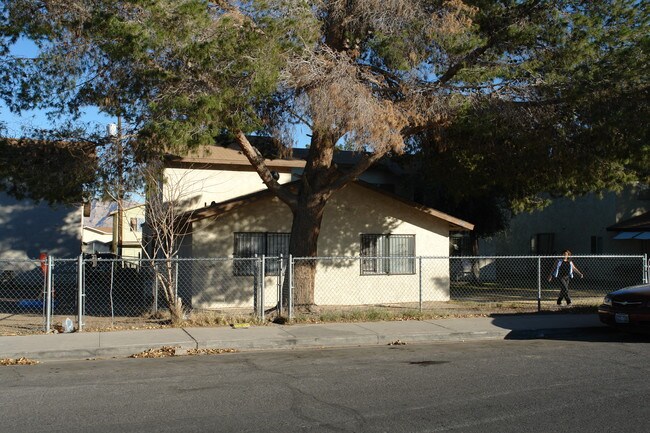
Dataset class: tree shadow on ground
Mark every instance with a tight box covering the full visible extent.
[491,311,650,343]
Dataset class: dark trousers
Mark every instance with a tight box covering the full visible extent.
[557,276,571,305]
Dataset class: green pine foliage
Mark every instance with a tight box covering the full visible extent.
[0,0,647,214]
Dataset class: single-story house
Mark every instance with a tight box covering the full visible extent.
[82,226,112,254]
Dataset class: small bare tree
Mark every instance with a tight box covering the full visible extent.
[136,161,202,323]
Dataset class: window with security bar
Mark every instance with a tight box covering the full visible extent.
[233,232,290,275]
[360,234,415,275]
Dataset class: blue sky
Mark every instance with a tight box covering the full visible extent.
[2,38,312,147]
[1,38,115,137]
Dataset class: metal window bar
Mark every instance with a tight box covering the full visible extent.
[360,235,415,275]
[234,233,290,276]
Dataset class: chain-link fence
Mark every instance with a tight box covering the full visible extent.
[1,254,647,335]
[300,255,647,313]
[0,258,48,334]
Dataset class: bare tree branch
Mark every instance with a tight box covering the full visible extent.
[327,149,390,194]
[233,130,298,209]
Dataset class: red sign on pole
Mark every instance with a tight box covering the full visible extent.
[40,252,48,275]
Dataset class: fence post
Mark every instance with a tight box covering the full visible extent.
[153,262,159,314]
[418,257,423,312]
[644,254,648,284]
[252,255,258,318]
[174,256,179,302]
[277,254,284,317]
[77,254,84,332]
[110,261,115,327]
[288,255,293,322]
[152,262,159,314]
[537,257,542,312]
[260,255,265,321]
[45,256,53,333]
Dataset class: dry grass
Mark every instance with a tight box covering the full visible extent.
[1,301,599,336]
[181,310,261,327]
[185,348,238,356]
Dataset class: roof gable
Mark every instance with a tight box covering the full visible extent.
[185,180,473,231]
[164,140,403,175]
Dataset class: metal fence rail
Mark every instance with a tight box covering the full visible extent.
[0,254,646,335]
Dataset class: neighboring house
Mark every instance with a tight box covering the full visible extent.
[82,226,112,254]
[110,204,146,259]
[81,200,145,257]
[0,192,83,263]
[158,143,473,309]
[479,185,650,256]
[606,210,650,248]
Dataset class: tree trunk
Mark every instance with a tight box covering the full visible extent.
[154,259,183,324]
[286,194,327,308]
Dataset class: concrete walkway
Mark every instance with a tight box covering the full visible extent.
[0,314,605,361]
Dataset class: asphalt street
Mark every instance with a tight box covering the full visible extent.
[1,328,649,433]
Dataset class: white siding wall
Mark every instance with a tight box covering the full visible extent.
[164,167,294,211]
[82,228,112,244]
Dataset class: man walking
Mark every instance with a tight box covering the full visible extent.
[548,250,584,306]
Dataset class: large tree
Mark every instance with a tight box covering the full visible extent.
[407,1,649,247]
[1,1,648,306]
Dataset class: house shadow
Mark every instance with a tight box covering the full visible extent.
[490,312,650,344]
[0,193,81,260]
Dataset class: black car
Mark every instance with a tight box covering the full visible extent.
[598,284,650,329]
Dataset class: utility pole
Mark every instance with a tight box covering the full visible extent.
[117,115,124,258]
[107,115,124,258]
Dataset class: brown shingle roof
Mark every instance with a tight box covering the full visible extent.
[165,139,403,174]
[165,143,306,169]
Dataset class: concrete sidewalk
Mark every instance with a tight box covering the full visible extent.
[0,314,605,361]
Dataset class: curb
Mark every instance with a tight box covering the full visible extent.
[0,326,604,361]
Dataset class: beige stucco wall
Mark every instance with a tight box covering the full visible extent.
[164,167,294,211]
[182,183,451,310]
